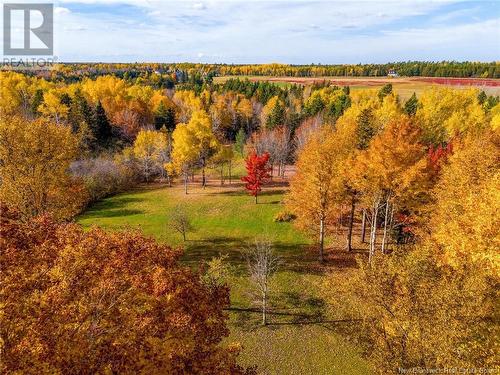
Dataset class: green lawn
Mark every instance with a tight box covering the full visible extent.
[77,178,372,374]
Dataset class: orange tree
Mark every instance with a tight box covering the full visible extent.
[0,207,253,375]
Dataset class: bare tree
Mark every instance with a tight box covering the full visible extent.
[246,238,280,325]
[274,126,291,178]
[168,205,194,241]
[294,114,323,155]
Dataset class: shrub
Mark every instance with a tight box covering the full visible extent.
[70,156,141,204]
[273,211,297,222]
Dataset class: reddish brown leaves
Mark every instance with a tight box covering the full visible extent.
[0,207,252,374]
[241,152,271,201]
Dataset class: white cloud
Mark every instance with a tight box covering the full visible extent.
[192,2,206,10]
[55,7,71,15]
[50,0,498,63]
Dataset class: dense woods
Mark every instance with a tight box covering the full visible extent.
[4,61,499,83]
[1,65,499,373]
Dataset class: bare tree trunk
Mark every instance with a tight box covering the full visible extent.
[184,173,188,195]
[255,193,258,204]
[369,197,380,263]
[201,158,206,188]
[229,160,232,184]
[262,289,267,325]
[347,196,356,252]
[361,209,367,243]
[381,194,392,254]
[220,165,224,186]
[319,216,325,262]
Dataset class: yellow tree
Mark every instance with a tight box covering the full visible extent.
[133,129,169,182]
[210,144,234,185]
[416,87,487,145]
[287,126,353,262]
[0,116,83,219]
[429,130,500,277]
[170,122,198,194]
[0,71,50,117]
[38,89,70,124]
[349,118,428,260]
[170,110,219,192]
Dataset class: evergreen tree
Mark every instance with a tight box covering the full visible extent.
[404,92,419,116]
[355,108,375,150]
[378,83,393,101]
[68,89,93,133]
[266,99,286,129]
[154,101,176,132]
[60,93,72,107]
[477,90,487,105]
[30,89,44,118]
[93,101,112,147]
[235,128,246,156]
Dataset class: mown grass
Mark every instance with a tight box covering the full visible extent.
[77,174,372,374]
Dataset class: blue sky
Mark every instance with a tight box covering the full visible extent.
[6,0,500,63]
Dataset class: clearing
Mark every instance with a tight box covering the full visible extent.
[77,168,373,374]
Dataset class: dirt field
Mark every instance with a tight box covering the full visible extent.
[214,75,500,100]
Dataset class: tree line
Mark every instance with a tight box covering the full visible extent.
[1,69,499,373]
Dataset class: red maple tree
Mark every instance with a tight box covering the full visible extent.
[241,151,271,203]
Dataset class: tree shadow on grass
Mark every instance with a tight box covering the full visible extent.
[82,208,143,219]
[181,237,317,275]
[81,196,145,219]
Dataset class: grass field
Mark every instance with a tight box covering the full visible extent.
[77,169,373,374]
[214,75,500,100]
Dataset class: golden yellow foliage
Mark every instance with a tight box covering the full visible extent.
[0,116,84,219]
[416,87,487,144]
[430,131,500,276]
[287,126,354,260]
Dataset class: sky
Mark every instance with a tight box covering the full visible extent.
[2,0,500,63]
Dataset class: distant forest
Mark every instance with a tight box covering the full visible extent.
[5,61,498,82]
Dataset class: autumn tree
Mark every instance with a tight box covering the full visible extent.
[349,118,427,260]
[133,129,169,182]
[428,130,499,276]
[324,244,497,373]
[171,110,220,189]
[415,87,486,145]
[0,207,252,374]
[241,152,271,203]
[38,89,70,124]
[0,116,85,219]
[211,144,235,185]
[287,127,353,262]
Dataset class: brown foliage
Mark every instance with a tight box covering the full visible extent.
[0,207,252,374]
